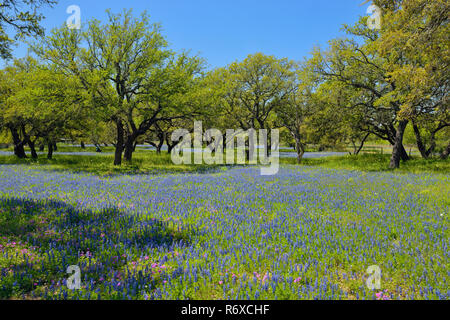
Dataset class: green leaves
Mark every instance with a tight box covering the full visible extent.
[0,0,56,60]
[208,53,297,131]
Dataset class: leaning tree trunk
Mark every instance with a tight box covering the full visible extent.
[114,120,124,166]
[390,120,409,169]
[166,135,182,155]
[47,142,54,160]
[412,122,437,159]
[400,144,409,161]
[156,133,165,154]
[9,127,27,159]
[355,133,370,155]
[157,132,165,154]
[28,140,38,159]
[413,123,429,159]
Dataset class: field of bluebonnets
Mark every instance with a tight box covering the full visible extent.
[0,163,449,300]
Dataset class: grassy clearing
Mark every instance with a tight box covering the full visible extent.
[0,148,448,176]
[281,154,450,174]
[0,151,217,176]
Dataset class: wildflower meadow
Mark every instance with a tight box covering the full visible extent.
[1,164,448,300]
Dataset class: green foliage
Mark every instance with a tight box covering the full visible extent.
[32,9,207,164]
[207,53,297,131]
[0,0,56,60]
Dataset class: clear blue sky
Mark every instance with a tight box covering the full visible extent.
[7,0,370,69]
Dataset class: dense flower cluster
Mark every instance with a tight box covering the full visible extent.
[0,165,448,300]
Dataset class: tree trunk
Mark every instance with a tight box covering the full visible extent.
[158,132,165,154]
[53,142,57,151]
[39,144,45,152]
[114,120,124,166]
[399,144,409,161]
[22,127,38,160]
[413,123,428,158]
[411,122,438,159]
[81,141,86,149]
[245,137,250,162]
[354,133,370,155]
[389,120,408,169]
[294,138,305,164]
[156,133,164,154]
[47,142,54,160]
[9,127,27,159]
[123,134,136,163]
[28,140,38,159]
[223,132,227,151]
[166,135,180,155]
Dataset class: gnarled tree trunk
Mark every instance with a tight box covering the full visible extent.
[9,126,27,159]
[123,133,138,163]
[390,120,409,169]
[28,140,38,159]
[47,142,54,160]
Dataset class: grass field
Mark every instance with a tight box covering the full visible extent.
[0,152,448,300]
[281,154,450,174]
[0,151,216,176]
[1,149,448,175]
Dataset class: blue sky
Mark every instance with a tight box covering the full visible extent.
[7,0,370,69]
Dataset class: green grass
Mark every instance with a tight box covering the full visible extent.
[1,149,448,176]
[0,152,217,176]
[1,145,116,153]
[281,154,450,174]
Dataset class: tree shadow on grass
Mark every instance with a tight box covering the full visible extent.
[0,197,194,299]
